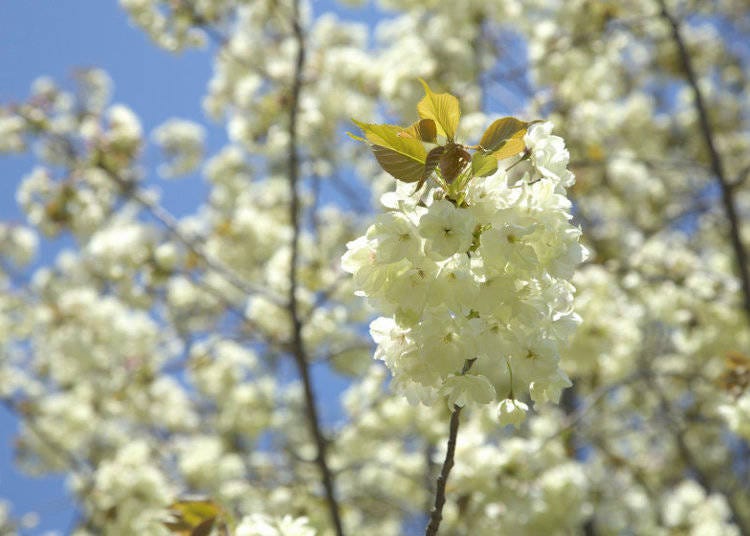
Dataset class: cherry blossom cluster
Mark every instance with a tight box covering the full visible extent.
[344,122,586,424]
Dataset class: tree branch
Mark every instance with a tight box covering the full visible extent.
[285,3,344,535]
[658,0,750,323]
[425,404,463,536]
[425,358,475,536]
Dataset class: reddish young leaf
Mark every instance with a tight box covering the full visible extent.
[372,144,426,183]
[439,143,471,184]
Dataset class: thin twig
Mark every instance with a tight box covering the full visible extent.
[658,0,750,323]
[425,358,476,536]
[285,3,344,535]
[425,405,463,536]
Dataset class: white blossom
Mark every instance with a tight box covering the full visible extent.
[344,122,584,414]
[152,118,205,177]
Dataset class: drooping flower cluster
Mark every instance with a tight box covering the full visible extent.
[343,85,586,423]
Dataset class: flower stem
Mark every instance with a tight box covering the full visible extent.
[425,359,476,536]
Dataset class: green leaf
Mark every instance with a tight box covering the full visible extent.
[417,79,461,141]
[399,118,437,143]
[351,118,428,183]
[351,120,403,147]
[479,117,528,154]
[347,132,367,143]
[351,119,426,163]
[439,143,471,184]
[471,152,498,177]
[372,145,426,183]
[165,500,223,535]
[174,501,220,526]
[492,136,526,160]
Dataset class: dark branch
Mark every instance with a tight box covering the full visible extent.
[425,404,463,536]
[425,359,476,536]
[285,2,345,535]
[658,0,750,323]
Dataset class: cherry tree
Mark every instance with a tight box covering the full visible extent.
[0,0,749,535]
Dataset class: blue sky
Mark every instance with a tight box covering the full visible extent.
[0,2,384,533]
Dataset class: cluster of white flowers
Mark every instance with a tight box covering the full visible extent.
[152,118,205,178]
[81,440,174,534]
[446,412,590,535]
[207,3,377,175]
[0,224,38,267]
[564,265,643,381]
[344,123,586,424]
[0,112,26,153]
[718,391,750,440]
[236,514,317,536]
[85,216,154,279]
[31,284,162,387]
[119,0,208,51]
[9,74,144,240]
[661,480,740,535]
[105,104,143,156]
